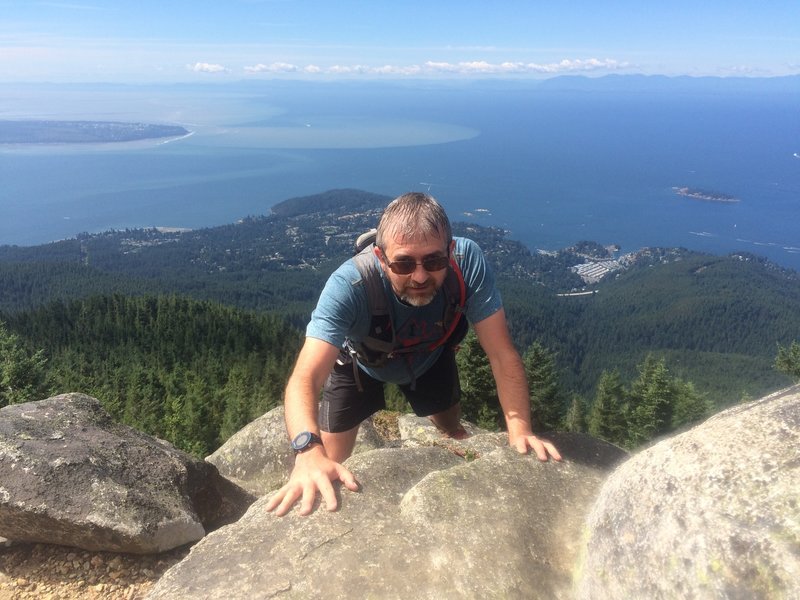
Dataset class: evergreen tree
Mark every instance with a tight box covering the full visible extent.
[563,394,586,433]
[220,364,255,442]
[251,358,290,419]
[456,330,500,428]
[122,365,167,439]
[671,379,710,430]
[523,341,564,432]
[627,354,675,447]
[0,321,48,407]
[587,370,627,446]
[163,370,214,456]
[626,354,708,446]
[776,341,800,381]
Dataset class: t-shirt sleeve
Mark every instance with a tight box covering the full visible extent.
[305,262,367,348]
[457,237,503,324]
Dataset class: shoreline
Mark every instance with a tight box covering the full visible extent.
[0,120,191,146]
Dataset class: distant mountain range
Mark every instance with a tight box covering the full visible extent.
[6,73,798,96]
[535,73,800,93]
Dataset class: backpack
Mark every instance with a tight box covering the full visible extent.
[346,229,468,369]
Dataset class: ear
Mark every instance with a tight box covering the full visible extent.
[449,239,456,254]
[373,245,391,276]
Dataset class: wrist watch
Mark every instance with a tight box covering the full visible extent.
[291,431,323,453]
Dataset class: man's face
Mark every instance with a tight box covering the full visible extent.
[375,233,452,307]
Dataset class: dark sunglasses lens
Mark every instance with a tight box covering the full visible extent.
[388,256,449,274]
[423,256,449,271]
[390,261,417,274]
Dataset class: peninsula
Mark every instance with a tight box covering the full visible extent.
[673,187,739,203]
[0,120,190,144]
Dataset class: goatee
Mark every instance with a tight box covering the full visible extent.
[401,288,437,307]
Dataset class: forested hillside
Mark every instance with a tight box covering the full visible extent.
[1,188,798,454]
[504,252,799,402]
[4,295,301,456]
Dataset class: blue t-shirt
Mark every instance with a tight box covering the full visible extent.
[306,237,502,385]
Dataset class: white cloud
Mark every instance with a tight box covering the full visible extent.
[238,57,629,77]
[244,62,298,73]
[372,64,423,76]
[327,64,371,74]
[189,62,228,74]
[422,61,459,73]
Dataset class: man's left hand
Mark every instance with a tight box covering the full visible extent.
[510,433,562,462]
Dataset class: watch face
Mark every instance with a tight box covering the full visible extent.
[292,431,313,451]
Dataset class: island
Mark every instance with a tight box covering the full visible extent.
[0,120,190,144]
[673,187,739,203]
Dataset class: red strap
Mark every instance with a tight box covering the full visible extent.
[428,256,466,351]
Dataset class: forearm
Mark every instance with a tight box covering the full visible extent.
[474,310,561,461]
[281,337,339,442]
[284,371,323,439]
[490,352,534,437]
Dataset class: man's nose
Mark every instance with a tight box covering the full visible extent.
[410,263,429,282]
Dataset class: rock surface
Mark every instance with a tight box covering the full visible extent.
[4,385,798,599]
[577,385,800,599]
[147,428,626,599]
[207,406,385,497]
[0,393,254,554]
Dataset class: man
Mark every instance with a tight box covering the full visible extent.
[266,192,561,517]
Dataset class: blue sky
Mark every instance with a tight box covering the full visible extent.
[1,0,798,83]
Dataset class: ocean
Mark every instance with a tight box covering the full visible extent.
[1,78,798,270]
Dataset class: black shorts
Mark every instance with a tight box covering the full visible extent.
[319,348,461,433]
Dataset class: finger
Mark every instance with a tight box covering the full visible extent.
[298,481,318,516]
[513,436,530,454]
[530,437,550,461]
[315,476,339,513]
[337,465,359,492]
[265,484,291,513]
[274,486,302,517]
[543,441,562,462]
[264,490,282,513]
[530,436,562,462]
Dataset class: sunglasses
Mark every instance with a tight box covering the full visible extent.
[384,254,450,275]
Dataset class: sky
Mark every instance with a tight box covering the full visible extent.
[1,0,799,83]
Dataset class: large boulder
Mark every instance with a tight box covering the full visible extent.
[207,406,385,497]
[577,385,800,599]
[397,413,488,445]
[147,429,626,599]
[0,393,254,554]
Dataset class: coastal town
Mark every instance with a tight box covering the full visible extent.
[562,244,691,286]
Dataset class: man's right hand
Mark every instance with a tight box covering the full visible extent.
[265,446,359,516]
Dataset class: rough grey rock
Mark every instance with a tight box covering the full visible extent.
[0,393,254,554]
[207,406,384,497]
[397,413,488,445]
[147,431,626,599]
[577,385,800,600]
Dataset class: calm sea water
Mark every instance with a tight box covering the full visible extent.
[1,80,799,270]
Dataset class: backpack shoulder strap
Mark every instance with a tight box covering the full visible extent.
[350,243,396,362]
[351,243,390,319]
[428,254,467,351]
